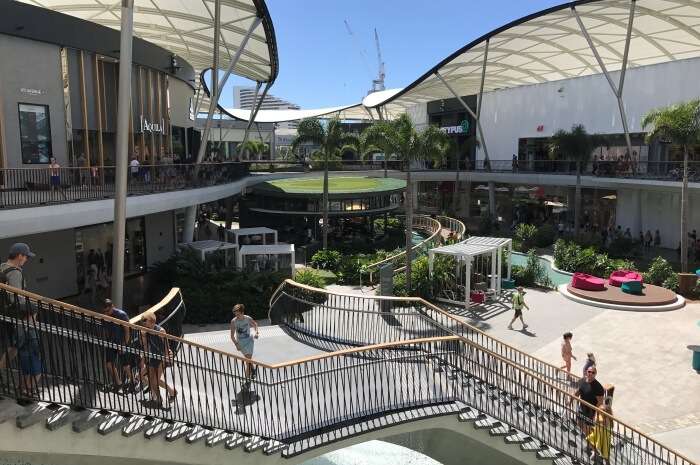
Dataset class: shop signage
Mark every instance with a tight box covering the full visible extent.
[440,119,470,135]
[536,125,545,132]
[140,116,166,134]
[20,87,45,96]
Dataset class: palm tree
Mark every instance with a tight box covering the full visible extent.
[237,140,268,160]
[341,132,379,166]
[642,99,700,273]
[548,124,604,239]
[292,118,358,250]
[365,113,448,292]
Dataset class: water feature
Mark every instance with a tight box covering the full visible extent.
[511,251,572,287]
[302,441,441,465]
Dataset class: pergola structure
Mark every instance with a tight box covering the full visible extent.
[226,227,278,247]
[429,236,512,308]
[237,244,295,276]
[178,240,238,268]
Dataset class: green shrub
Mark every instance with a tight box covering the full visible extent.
[553,239,635,277]
[644,256,677,290]
[310,249,342,271]
[293,268,327,288]
[512,250,553,288]
[149,249,287,324]
[514,224,537,251]
[374,216,403,235]
[535,224,557,248]
[393,255,454,299]
[478,213,494,235]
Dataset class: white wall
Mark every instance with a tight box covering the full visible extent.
[145,210,175,268]
[476,57,700,161]
[0,229,77,298]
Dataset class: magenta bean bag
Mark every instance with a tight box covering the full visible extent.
[571,272,606,291]
[608,270,643,287]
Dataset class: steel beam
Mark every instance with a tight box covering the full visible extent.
[573,2,635,160]
[111,0,135,307]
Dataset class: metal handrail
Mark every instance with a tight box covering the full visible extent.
[0,283,694,464]
[268,279,695,464]
[365,214,442,281]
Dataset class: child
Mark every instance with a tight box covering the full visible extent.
[586,396,613,463]
[16,308,42,398]
[582,352,596,376]
[230,304,259,381]
[560,332,577,374]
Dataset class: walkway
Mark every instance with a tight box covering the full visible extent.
[453,288,700,461]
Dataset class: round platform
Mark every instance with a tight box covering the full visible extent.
[559,284,685,312]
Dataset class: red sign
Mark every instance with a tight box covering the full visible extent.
[536,125,545,132]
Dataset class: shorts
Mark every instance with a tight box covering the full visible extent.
[0,322,17,348]
[578,406,596,424]
[120,351,136,368]
[19,351,42,376]
[237,337,254,357]
[50,175,60,187]
[147,354,163,369]
[514,308,523,318]
[105,348,119,365]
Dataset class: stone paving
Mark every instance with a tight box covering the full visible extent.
[452,288,700,462]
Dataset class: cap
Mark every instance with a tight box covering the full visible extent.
[9,243,35,258]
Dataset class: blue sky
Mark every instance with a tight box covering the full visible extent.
[220,0,565,109]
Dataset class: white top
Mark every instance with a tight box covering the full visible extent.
[239,244,294,256]
[129,159,140,173]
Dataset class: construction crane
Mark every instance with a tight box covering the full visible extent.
[371,28,385,93]
[344,20,386,95]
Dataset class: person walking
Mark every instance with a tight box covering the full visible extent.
[230,304,259,382]
[587,396,614,464]
[582,352,596,376]
[102,299,130,393]
[16,305,42,398]
[140,312,176,408]
[48,157,66,200]
[571,365,605,436]
[0,243,35,384]
[508,287,529,330]
[560,332,577,375]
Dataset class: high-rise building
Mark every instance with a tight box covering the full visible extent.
[233,86,300,129]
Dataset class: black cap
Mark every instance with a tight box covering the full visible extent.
[9,243,35,258]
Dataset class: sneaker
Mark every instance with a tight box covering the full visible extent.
[523,324,529,329]
[112,384,123,394]
[507,325,513,330]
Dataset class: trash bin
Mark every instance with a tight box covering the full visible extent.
[688,345,700,372]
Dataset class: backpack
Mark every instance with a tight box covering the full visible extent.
[0,265,24,319]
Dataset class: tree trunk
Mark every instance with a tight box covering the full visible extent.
[323,152,329,250]
[405,167,413,292]
[224,196,234,230]
[384,157,388,178]
[681,145,689,273]
[574,160,581,239]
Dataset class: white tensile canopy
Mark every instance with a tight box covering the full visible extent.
[22,0,278,82]
[365,0,700,114]
[222,104,371,123]
[429,236,513,308]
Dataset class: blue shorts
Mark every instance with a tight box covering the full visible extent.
[50,175,60,187]
[19,351,42,376]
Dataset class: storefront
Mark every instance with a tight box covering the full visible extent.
[0,3,196,176]
[427,96,478,169]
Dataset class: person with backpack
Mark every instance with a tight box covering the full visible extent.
[0,243,35,381]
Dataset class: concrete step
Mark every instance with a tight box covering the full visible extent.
[205,429,230,447]
[244,436,266,452]
[263,440,286,455]
[122,415,154,437]
[97,412,128,435]
[225,433,246,450]
[505,431,532,444]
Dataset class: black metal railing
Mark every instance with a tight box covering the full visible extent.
[0,282,694,465]
[0,162,248,209]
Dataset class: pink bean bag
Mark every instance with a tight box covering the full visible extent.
[571,272,606,291]
[608,270,643,287]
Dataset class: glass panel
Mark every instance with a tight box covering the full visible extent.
[18,103,53,164]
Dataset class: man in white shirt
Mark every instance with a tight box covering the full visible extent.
[129,156,140,182]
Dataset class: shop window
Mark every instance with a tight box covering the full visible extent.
[18,103,53,164]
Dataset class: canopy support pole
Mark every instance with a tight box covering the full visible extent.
[465,257,471,309]
[111,0,135,308]
[573,2,635,160]
[507,241,512,281]
[183,12,262,242]
[497,246,502,294]
[490,249,497,294]
[241,81,272,152]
